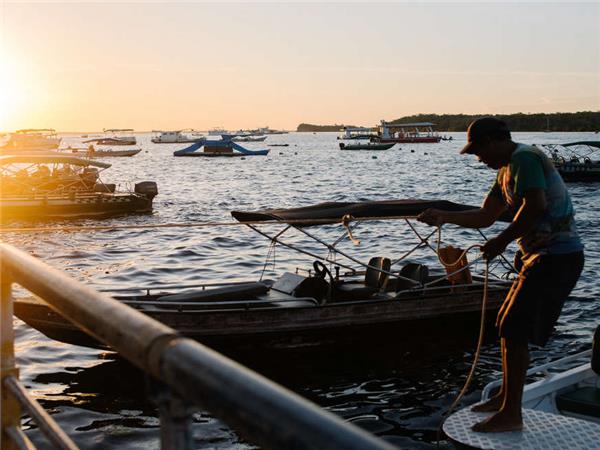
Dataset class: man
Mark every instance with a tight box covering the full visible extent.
[418,117,584,432]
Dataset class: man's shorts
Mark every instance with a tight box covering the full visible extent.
[497,251,584,347]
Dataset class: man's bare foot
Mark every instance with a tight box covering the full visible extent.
[471,411,523,433]
[471,394,503,412]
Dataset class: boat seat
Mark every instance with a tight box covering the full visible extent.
[556,387,600,419]
[335,257,391,300]
[158,282,269,303]
[395,263,429,292]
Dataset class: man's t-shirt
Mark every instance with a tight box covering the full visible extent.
[488,143,583,256]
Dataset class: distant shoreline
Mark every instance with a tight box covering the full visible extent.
[297,111,600,132]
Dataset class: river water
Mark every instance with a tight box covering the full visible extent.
[4,131,599,449]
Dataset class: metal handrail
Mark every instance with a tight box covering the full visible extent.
[0,243,395,450]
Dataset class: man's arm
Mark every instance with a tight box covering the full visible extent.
[481,188,546,259]
[417,193,507,228]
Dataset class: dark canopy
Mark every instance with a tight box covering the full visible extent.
[232,199,510,226]
[562,141,600,149]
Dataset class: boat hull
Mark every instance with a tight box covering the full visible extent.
[66,149,142,157]
[14,286,507,351]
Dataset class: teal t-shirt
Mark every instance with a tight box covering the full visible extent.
[488,144,583,256]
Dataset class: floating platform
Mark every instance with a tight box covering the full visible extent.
[443,407,600,449]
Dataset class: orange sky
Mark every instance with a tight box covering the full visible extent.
[1,2,599,132]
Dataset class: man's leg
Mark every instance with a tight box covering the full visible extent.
[472,338,528,432]
[471,340,506,412]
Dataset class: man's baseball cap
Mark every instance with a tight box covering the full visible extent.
[460,117,511,154]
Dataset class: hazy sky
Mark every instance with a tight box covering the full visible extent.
[1,1,599,131]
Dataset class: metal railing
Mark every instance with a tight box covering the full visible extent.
[0,243,395,450]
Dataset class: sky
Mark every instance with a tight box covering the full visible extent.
[1,1,599,131]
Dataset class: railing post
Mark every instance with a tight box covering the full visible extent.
[156,384,194,450]
[1,271,21,450]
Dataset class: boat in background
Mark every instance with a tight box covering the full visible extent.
[208,127,229,136]
[536,141,600,182]
[173,138,269,157]
[64,145,142,157]
[84,129,137,146]
[232,135,268,142]
[0,129,61,152]
[0,154,157,220]
[339,142,395,151]
[372,121,442,144]
[338,127,378,140]
[151,129,204,143]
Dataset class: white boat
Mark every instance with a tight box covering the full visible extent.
[0,129,61,152]
[444,325,600,449]
[232,135,267,142]
[151,129,204,144]
[208,127,229,136]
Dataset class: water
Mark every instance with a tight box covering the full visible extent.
[4,131,599,449]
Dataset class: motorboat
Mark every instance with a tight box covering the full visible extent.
[372,121,442,144]
[151,129,204,144]
[232,135,268,142]
[0,129,61,152]
[444,325,600,449]
[339,142,395,151]
[84,129,137,146]
[208,127,229,136]
[173,138,269,157]
[14,199,514,351]
[0,154,157,221]
[536,141,600,182]
[64,145,142,157]
[338,127,378,140]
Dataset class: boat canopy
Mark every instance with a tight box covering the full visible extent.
[231,199,507,226]
[0,155,111,168]
[379,122,436,128]
[103,128,134,132]
[563,141,600,149]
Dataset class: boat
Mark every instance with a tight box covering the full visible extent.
[14,199,514,351]
[173,138,269,157]
[0,154,157,221]
[339,142,395,151]
[371,121,442,144]
[0,129,61,152]
[208,127,229,136]
[84,129,137,146]
[64,145,142,157]
[536,141,600,182]
[338,127,378,140]
[232,135,268,142]
[444,325,600,449]
[151,129,204,144]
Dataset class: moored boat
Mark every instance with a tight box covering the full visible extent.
[339,142,395,151]
[64,146,142,157]
[536,141,600,182]
[151,129,204,143]
[173,138,269,157]
[372,121,442,144]
[84,129,137,146]
[14,199,513,351]
[0,154,157,220]
[0,129,61,152]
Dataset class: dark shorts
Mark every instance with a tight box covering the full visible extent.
[497,251,584,347]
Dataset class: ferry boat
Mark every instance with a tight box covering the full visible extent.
[0,154,157,220]
[372,121,442,144]
[0,129,61,152]
[85,129,137,146]
[14,199,514,351]
[151,129,204,144]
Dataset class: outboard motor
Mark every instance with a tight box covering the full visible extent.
[135,181,158,199]
[592,325,600,375]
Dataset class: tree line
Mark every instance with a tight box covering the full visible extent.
[297,111,600,132]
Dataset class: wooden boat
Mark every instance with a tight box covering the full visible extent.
[173,139,269,157]
[64,146,142,157]
[0,129,61,152]
[444,325,600,449]
[14,199,514,351]
[372,121,442,144]
[0,154,157,221]
[232,135,268,142]
[339,142,395,151]
[84,129,137,146]
[537,141,600,182]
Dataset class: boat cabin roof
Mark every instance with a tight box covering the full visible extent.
[0,154,111,168]
[379,122,436,128]
[563,141,600,149]
[103,128,134,132]
[231,199,503,226]
[15,128,56,134]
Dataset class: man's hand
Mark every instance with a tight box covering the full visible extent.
[481,236,509,260]
[417,208,445,226]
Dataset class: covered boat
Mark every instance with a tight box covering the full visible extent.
[537,141,600,182]
[14,199,514,351]
[151,129,204,143]
[64,145,142,157]
[173,138,269,157]
[0,154,157,220]
[0,129,61,152]
[84,129,137,146]
[372,121,442,144]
